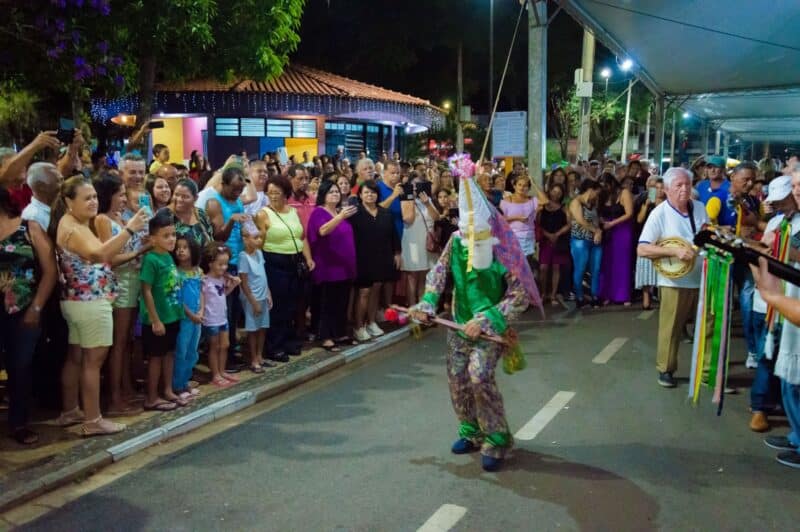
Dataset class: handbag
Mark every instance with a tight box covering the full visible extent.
[269,207,310,279]
[417,202,442,253]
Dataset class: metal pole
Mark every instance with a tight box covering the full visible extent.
[489,0,494,117]
[723,133,729,160]
[527,0,547,187]
[621,77,633,162]
[715,129,721,155]
[750,141,755,160]
[653,96,665,173]
[644,104,651,161]
[701,122,709,156]
[456,43,464,153]
[669,110,677,166]
[577,30,595,161]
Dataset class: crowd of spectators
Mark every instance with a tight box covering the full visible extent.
[0,126,798,455]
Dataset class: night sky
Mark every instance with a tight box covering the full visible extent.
[292,0,612,113]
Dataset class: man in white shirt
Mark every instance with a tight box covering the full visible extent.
[638,167,709,388]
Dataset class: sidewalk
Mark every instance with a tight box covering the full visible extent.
[0,325,413,513]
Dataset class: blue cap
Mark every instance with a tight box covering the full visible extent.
[706,156,725,168]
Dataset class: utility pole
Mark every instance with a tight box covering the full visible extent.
[576,30,595,162]
[715,129,721,155]
[527,0,547,187]
[620,78,633,162]
[456,43,464,154]
[653,96,665,173]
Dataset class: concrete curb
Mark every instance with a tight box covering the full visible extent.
[0,326,412,514]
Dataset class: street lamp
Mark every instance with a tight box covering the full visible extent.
[682,111,690,119]
[443,101,452,111]
[620,60,635,161]
[600,67,611,93]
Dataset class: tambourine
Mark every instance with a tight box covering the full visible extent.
[653,237,696,279]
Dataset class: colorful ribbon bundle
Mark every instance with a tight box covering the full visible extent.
[765,218,791,332]
[689,248,734,414]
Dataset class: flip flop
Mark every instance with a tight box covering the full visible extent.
[321,343,342,352]
[169,396,190,407]
[143,399,177,412]
[250,365,265,374]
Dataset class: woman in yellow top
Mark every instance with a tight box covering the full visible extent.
[254,175,315,362]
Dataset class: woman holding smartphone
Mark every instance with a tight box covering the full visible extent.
[306,181,357,350]
[400,172,440,307]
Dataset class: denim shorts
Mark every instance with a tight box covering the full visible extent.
[202,323,229,337]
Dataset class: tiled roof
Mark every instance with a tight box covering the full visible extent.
[156,65,432,107]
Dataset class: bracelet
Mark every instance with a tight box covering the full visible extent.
[125,227,135,236]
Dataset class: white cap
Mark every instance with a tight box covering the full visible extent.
[765,175,793,203]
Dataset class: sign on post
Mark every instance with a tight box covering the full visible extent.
[492,111,527,158]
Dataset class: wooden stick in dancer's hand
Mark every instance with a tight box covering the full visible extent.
[393,305,508,345]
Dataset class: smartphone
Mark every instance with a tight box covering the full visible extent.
[647,187,657,202]
[148,120,165,129]
[401,182,415,200]
[138,193,153,216]
[448,207,459,219]
[56,128,75,144]
[57,117,75,144]
[347,196,359,208]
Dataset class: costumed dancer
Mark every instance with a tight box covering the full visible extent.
[409,155,542,472]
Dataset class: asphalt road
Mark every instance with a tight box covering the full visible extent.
[18,308,800,531]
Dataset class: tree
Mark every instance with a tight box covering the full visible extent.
[548,86,577,160]
[0,1,306,131]
[0,83,39,146]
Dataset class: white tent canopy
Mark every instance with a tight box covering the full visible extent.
[556,0,800,146]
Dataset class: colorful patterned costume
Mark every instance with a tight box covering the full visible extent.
[411,160,541,464]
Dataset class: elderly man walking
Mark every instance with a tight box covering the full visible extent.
[637,167,709,388]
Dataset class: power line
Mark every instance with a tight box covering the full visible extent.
[585,0,800,53]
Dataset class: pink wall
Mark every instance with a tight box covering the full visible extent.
[182,116,208,161]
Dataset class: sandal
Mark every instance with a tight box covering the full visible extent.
[250,365,265,374]
[55,407,85,427]
[143,399,178,412]
[222,373,240,383]
[81,416,126,437]
[168,396,190,407]
[334,336,359,346]
[321,342,342,352]
[11,427,39,445]
[211,377,232,388]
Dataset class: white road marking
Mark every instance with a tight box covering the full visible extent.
[592,337,629,364]
[637,310,655,320]
[417,504,468,532]
[514,391,575,441]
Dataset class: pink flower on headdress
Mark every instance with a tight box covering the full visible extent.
[447,153,476,178]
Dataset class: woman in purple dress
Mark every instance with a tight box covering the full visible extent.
[597,173,635,305]
[306,180,357,351]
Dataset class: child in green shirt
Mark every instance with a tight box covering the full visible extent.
[139,209,185,411]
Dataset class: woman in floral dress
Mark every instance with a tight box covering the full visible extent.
[0,186,58,444]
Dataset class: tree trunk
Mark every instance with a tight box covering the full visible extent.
[137,55,157,129]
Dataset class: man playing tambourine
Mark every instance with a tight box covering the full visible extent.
[637,167,709,388]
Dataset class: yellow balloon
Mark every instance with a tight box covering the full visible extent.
[706,197,721,223]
